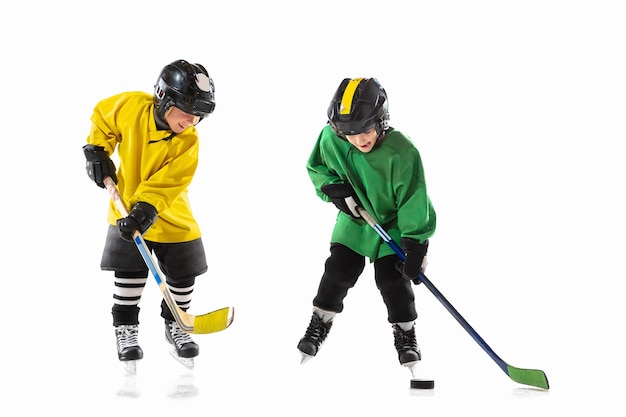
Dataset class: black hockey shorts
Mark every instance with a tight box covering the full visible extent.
[100,225,208,280]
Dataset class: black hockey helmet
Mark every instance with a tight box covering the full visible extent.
[154,60,216,120]
[327,77,389,137]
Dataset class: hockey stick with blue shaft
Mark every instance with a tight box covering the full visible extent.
[356,206,549,390]
[103,177,234,335]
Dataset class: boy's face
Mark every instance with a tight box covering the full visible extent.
[165,106,201,133]
[345,127,377,153]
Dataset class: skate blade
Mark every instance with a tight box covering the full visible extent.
[122,360,138,375]
[404,362,421,377]
[169,349,195,370]
[300,353,313,365]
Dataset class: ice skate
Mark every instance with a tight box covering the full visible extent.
[115,324,143,374]
[165,319,199,370]
[297,310,334,364]
[392,323,421,369]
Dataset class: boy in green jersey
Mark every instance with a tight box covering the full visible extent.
[298,77,436,369]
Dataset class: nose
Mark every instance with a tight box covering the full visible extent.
[186,115,200,125]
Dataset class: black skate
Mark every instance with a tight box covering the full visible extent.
[115,324,143,374]
[165,319,199,369]
[297,313,333,364]
[392,324,421,368]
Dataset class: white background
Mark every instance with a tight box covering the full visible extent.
[1,1,624,415]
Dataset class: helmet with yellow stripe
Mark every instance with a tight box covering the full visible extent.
[327,77,389,138]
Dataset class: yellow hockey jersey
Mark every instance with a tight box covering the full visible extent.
[86,91,202,243]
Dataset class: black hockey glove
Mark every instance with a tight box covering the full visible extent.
[320,183,362,218]
[83,144,117,188]
[395,238,429,285]
[116,202,158,242]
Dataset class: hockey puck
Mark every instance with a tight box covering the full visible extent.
[410,379,435,389]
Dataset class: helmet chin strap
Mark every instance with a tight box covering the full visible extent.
[373,123,388,147]
[154,107,170,131]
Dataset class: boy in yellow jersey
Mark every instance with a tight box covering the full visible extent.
[83,60,215,369]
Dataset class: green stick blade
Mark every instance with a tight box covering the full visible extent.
[507,365,550,390]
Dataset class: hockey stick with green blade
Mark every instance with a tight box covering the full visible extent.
[357,207,549,390]
[103,177,234,335]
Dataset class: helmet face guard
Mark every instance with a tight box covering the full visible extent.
[328,77,389,137]
[154,60,216,120]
